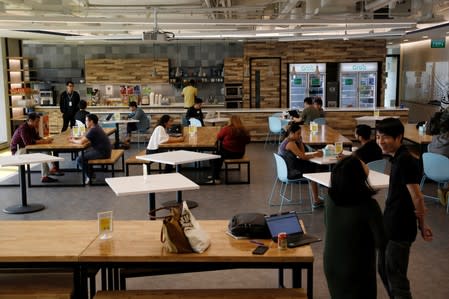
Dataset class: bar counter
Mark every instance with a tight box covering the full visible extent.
[36,106,408,142]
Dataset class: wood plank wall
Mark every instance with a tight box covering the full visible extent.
[242,40,387,108]
[85,58,169,84]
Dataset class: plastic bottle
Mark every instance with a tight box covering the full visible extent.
[149,92,155,105]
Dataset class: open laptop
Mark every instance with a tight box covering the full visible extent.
[265,212,321,248]
[104,113,114,121]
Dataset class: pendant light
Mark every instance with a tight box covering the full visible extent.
[175,40,181,77]
[151,42,158,77]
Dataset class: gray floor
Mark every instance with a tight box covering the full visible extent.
[1,142,448,298]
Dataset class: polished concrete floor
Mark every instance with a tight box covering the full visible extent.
[0,142,448,298]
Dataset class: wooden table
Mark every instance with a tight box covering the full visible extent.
[355,115,400,128]
[0,153,64,214]
[105,173,199,216]
[301,125,352,148]
[0,220,98,299]
[303,170,390,189]
[101,119,139,149]
[203,117,229,126]
[403,123,432,154]
[25,128,116,187]
[159,127,220,151]
[80,220,315,298]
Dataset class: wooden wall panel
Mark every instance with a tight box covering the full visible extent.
[224,57,243,83]
[85,58,169,84]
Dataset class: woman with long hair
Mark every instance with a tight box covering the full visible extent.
[324,156,386,299]
[208,115,250,184]
[278,122,323,208]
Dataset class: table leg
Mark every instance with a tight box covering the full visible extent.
[149,192,156,218]
[3,165,45,214]
[114,123,120,149]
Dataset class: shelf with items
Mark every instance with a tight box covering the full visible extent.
[168,66,224,85]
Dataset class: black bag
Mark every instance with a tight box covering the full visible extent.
[228,213,271,239]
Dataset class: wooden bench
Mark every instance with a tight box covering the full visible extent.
[125,150,161,176]
[0,272,73,299]
[94,288,307,299]
[88,149,125,185]
[224,156,250,184]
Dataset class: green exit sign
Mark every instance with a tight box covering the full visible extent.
[431,39,446,48]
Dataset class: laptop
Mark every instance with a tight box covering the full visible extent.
[265,212,321,248]
[288,109,300,119]
[105,113,114,121]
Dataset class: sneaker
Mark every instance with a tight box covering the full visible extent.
[85,176,90,185]
[49,167,64,176]
[312,200,324,210]
[205,179,221,185]
[41,176,58,183]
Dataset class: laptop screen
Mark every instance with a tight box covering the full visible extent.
[105,113,114,121]
[265,213,303,237]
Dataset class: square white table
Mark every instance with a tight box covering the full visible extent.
[303,170,389,189]
[106,173,199,216]
[0,153,64,214]
[136,150,220,208]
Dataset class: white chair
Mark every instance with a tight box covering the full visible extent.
[268,153,312,213]
[189,118,202,127]
[420,152,449,213]
[264,116,283,148]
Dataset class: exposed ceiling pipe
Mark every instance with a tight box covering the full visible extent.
[277,0,302,19]
[364,0,395,12]
[203,0,216,19]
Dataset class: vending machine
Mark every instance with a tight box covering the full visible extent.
[289,63,326,109]
[340,62,377,108]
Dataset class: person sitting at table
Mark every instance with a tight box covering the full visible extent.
[146,114,184,173]
[10,112,60,183]
[324,155,386,299]
[208,115,251,184]
[313,97,325,118]
[123,101,150,147]
[185,97,204,126]
[74,100,90,125]
[69,114,112,184]
[292,97,320,124]
[278,122,324,209]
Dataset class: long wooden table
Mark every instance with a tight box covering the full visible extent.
[0,220,98,299]
[403,123,432,154]
[159,127,220,151]
[25,127,116,187]
[301,125,352,148]
[80,220,315,298]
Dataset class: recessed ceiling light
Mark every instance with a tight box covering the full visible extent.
[388,42,393,44]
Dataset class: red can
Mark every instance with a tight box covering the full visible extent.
[277,232,287,250]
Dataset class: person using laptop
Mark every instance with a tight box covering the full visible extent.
[123,101,150,147]
[324,155,386,299]
[292,97,320,124]
[278,122,323,209]
[146,114,184,173]
[185,97,204,126]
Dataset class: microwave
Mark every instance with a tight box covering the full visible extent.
[225,85,243,97]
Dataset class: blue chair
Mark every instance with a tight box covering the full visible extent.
[268,153,312,213]
[420,152,449,213]
[367,159,387,174]
[313,117,326,125]
[264,116,283,148]
[188,118,202,127]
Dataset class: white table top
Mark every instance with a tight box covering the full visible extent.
[355,116,398,121]
[303,170,389,189]
[137,150,220,166]
[105,173,199,196]
[101,119,139,125]
[0,153,64,167]
[203,117,229,124]
[308,150,351,165]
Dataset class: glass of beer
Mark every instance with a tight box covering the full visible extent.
[334,141,343,155]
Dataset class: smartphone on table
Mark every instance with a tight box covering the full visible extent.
[252,245,269,255]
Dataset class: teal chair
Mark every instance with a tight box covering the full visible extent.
[264,117,283,148]
[188,118,202,127]
[268,153,312,213]
[420,152,449,213]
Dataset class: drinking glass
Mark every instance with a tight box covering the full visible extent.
[373,110,380,117]
[335,141,343,155]
[311,122,318,134]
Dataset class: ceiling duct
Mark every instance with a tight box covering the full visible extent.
[142,8,175,41]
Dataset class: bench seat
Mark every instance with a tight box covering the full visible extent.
[87,149,125,185]
[223,155,251,184]
[94,288,307,299]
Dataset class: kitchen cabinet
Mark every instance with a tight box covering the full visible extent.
[6,57,37,134]
[85,58,169,84]
[224,57,243,83]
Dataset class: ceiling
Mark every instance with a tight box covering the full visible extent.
[0,0,448,46]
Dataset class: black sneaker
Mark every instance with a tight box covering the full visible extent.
[42,176,58,183]
[312,200,324,209]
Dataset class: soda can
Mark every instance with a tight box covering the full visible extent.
[278,232,287,250]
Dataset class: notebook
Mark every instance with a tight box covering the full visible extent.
[265,212,321,248]
[288,109,300,118]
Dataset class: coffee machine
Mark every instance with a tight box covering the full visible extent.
[39,90,54,106]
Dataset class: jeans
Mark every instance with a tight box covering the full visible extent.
[379,240,412,299]
[77,149,109,178]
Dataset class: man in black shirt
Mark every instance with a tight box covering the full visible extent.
[60,81,81,132]
[185,97,204,126]
[376,118,432,299]
[353,124,383,164]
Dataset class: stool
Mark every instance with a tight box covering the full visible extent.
[223,156,250,184]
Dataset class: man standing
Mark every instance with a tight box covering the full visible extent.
[69,114,112,184]
[60,81,80,132]
[376,118,433,299]
[124,101,150,146]
[182,79,197,109]
[10,112,59,183]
